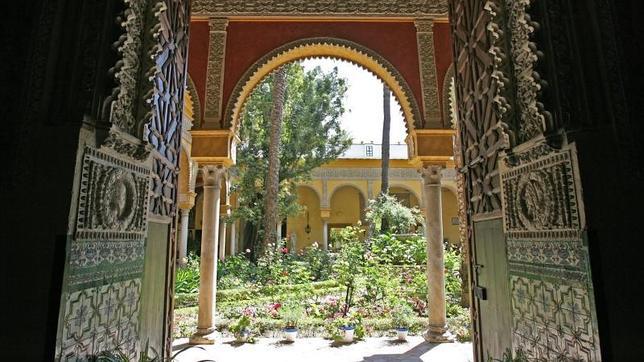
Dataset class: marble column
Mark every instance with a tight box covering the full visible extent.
[190,165,226,345]
[420,165,454,343]
[322,219,329,250]
[178,207,191,264]
[229,220,237,255]
[218,216,227,261]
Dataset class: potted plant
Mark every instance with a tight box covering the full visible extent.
[229,314,254,343]
[280,303,304,342]
[391,301,415,341]
[328,312,364,343]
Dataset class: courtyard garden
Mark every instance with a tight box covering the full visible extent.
[173,226,471,343]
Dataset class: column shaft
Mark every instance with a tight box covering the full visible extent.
[322,220,329,250]
[178,208,190,264]
[421,165,454,343]
[190,165,225,344]
[218,218,227,260]
[230,220,237,255]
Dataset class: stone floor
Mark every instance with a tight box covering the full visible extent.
[172,337,473,362]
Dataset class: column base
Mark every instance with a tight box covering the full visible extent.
[189,327,217,345]
[423,325,455,343]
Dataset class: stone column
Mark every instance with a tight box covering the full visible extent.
[420,165,454,343]
[190,165,226,345]
[322,219,329,250]
[218,215,227,261]
[178,207,191,264]
[230,220,237,255]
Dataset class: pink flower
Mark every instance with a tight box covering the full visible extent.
[242,306,256,317]
[280,247,289,254]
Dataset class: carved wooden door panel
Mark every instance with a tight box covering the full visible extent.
[55,0,190,360]
[449,0,602,360]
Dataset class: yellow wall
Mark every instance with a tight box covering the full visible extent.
[389,186,420,208]
[441,188,460,245]
[286,187,323,251]
[329,186,364,226]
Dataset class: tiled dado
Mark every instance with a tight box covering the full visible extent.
[58,279,141,360]
[510,276,599,360]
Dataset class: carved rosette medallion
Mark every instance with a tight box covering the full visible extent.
[514,170,556,230]
[76,147,150,241]
[96,168,137,230]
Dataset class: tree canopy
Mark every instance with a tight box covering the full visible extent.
[231,62,352,250]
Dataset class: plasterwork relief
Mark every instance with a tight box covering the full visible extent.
[191,0,448,17]
[415,19,441,128]
[204,18,228,127]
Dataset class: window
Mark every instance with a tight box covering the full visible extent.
[366,145,374,157]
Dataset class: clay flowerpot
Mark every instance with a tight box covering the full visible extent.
[236,328,251,343]
[339,325,355,343]
[283,327,298,342]
[395,327,409,341]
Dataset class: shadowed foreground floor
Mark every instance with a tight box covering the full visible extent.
[172,337,472,362]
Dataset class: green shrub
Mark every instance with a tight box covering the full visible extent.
[365,194,423,234]
[175,253,200,294]
[299,243,333,280]
[370,234,426,265]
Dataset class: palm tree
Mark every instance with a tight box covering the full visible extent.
[262,66,287,247]
[380,83,391,233]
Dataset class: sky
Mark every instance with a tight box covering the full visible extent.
[300,58,408,144]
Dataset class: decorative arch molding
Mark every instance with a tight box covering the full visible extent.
[329,183,368,204]
[442,63,455,128]
[186,74,202,127]
[223,37,424,135]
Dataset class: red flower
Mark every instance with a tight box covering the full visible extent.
[280,247,289,254]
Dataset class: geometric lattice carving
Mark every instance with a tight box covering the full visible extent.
[450,0,512,216]
[58,279,141,361]
[75,147,150,241]
[143,0,190,218]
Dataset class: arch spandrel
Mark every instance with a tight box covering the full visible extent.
[223,38,424,139]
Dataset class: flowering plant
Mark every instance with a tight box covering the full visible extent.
[280,303,304,329]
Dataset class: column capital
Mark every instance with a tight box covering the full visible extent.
[419,164,443,185]
[178,191,197,210]
[320,208,331,220]
[414,18,435,33]
[201,164,227,188]
[208,17,229,32]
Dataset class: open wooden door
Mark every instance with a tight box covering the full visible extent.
[449,0,602,360]
[54,0,190,360]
